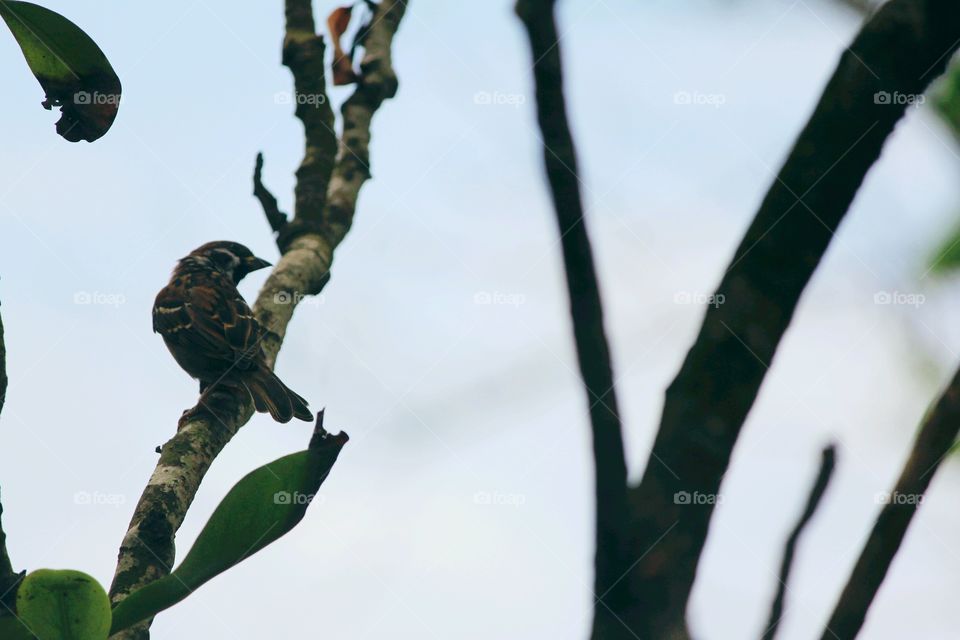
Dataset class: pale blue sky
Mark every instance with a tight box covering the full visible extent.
[1,1,959,638]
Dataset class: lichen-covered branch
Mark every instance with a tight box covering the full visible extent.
[322,0,405,244]
[619,2,960,637]
[107,3,407,638]
[821,372,960,640]
[275,0,339,250]
[514,2,630,637]
[761,445,836,640]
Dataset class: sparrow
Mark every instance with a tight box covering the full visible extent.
[153,241,312,424]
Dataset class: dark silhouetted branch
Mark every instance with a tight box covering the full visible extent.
[0,309,21,615]
[0,303,6,417]
[821,372,960,640]
[253,152,289,237]
[515,1,630,636]
[762,445,837,640]
[108,2,407,637]
[620,1,960,637]
[0,489,21,617]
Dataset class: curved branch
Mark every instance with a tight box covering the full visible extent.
[108,2,407,637]
[622,1,960,636]
[821,372,960,640]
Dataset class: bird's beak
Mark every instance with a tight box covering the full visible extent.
[246,256,272,272]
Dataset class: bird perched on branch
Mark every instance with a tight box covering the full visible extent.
[153,241,312,424]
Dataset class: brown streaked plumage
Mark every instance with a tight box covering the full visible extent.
[153,241,312,423]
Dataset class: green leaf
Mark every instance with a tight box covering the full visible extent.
[0,1,121,142]
[15,569,111,640]
[110,420,348,634]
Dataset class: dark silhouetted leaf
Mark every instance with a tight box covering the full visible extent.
[15,569,111,640]
[110,423,348,634]
[0,1,121,142]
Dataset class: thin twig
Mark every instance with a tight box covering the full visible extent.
[761,445,837,640]
[623,1,960,636]
[821,372,960,640]
[107,3,407,638]
[253,152,289,236]
[515,1,630,635]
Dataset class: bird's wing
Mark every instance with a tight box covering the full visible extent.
[154,275,263,365]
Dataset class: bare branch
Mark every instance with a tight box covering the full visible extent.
[621,1,960,636]
[761,445,837,640]
[515,1,629,634]
[108,3,407,637]
[253,152,289,237]
[821,374,960,640]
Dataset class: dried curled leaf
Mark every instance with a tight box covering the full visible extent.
[328,5,358,86]
[0,1,121,142]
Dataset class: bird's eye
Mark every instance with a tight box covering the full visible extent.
[211,249,237,268]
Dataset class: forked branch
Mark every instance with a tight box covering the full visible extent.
[108,2,407,638]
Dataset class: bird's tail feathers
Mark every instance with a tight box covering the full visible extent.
[243,369,312,423]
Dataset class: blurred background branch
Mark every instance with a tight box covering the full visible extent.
[761,445,837,640]
[515,2,631,638]
[822,371,960,640]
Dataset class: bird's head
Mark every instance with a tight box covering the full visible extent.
[186,241,272,285]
